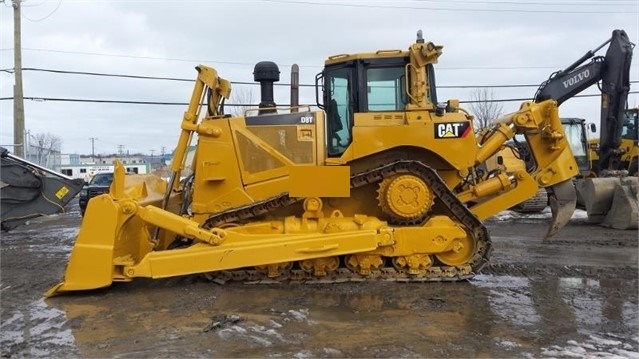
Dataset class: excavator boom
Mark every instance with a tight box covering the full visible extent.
[534,29,634,171]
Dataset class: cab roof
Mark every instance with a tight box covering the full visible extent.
[324,49,409,66]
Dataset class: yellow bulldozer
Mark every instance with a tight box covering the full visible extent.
[47,31,582,296]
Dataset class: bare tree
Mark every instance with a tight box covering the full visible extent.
[229,86,256,116]
[29,132,62,168]
[469,89,503,133]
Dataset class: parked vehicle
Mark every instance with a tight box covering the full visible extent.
[78,172,114,216]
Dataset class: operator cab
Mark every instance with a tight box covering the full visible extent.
[316,52,438,156]
[622,108,638,141]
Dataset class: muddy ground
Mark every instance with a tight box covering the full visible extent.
[1,200,638,358]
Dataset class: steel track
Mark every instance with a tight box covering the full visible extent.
[201,160,492,283]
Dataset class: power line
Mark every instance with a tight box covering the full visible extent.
[409,0,635,5]
[4,47,636,71]
[3,47,635,71]
[0,47,323,68]
[1,92,637,106]
[259,0,637,14]
[2,66,638,89]
[3,63,602,75]
[21,0,61,22]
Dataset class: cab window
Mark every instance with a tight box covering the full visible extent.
[366,67,406,111]
[325,68,352,156]
[622,111,638,140]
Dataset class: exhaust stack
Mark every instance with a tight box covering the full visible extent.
[291,64,299,113]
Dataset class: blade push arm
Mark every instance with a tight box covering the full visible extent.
[162,66,232,209]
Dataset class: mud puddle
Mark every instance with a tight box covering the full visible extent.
[1,203,637,358]
[1,274,636,358]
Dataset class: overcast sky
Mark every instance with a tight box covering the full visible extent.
[1,0,637,155]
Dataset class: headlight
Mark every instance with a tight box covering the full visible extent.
[80,189,87,197]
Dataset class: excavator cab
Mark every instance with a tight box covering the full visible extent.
[620,108,638,175]
[561,118,591,177]
[622,109,638,141]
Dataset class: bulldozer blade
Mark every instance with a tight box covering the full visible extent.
[545,179,577,239]
[44,195,127,297]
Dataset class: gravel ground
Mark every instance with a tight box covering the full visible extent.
[1,201,637,358]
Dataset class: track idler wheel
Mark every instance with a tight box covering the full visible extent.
[377,174,433,224]
[435,235,475,266]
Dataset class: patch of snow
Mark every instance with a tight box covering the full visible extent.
[571,209,589,219]
[213,314,299,347]
[472,275,530,289]
[623,303,639,328]
[496,339,521,349]
[568,296,603,327]
[231,325,247,334]
[588,334,623,347]
[249,324,283,341]
[323,347,342,356]
[541,334,639,359]
[288,309,309,322]
[269,320,282,328]
[285,309,317,325]
[541,346,587,358]
[293,350,313,358]
[0,298,76,357]
[559,277,600,290]
[249,335,272,347]
[491,208,587,222]
[613,349,639,358]
[489,289,540,326]
[0,312,25,344]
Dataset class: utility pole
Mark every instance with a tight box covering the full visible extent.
[88,137,97,160]
[13,0,25,157]
[117,144,124,157]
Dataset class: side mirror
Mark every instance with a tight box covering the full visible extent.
[589,123,597,132]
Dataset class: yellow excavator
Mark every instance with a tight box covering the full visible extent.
[46,31,581,296]
[588,108,638,176]
[580,107,638,228]
[492,30,637,227]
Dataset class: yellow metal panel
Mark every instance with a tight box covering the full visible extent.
[289,166,350,198]
[349,112,477,170]
[243,175,289,200]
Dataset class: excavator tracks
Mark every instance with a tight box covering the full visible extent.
[202,160,493,284]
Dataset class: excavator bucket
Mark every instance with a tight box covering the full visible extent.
[579,176,639,229]
[1,147,85,230]
[545,179,577,239]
